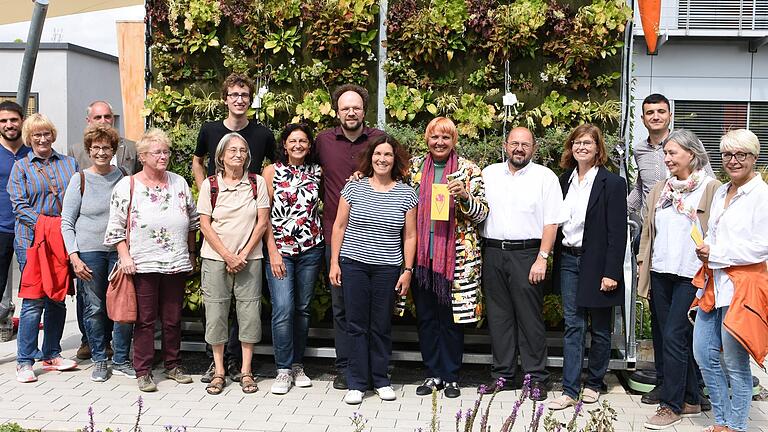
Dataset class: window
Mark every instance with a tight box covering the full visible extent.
[674,100,768,172]
[0,93,39,117]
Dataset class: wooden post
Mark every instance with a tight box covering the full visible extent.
[116,20,145,141]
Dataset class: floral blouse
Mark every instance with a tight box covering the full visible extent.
[270,162,323,256]
[104,172,200,274]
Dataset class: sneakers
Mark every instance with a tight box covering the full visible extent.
[416,377,444,396]
[292,365,312,387]
[16,364,37,383]
[112,362,137,379]
[333,373,348,390]
[137,374,158,392]
[76,342,91,360]
[681,403,702,418]
[164,366,193,384]
[444,382,461,398]
[91,361,109,382]
[641,384,663,404]
[227,359,242,382]
[271,370,293,395]
[42,356,77,371]
[344,389,364,405]
[375,386,397,401]
[200,361,215,384]
[644,406,682,430]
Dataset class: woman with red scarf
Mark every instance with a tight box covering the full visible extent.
[406,117,488,398]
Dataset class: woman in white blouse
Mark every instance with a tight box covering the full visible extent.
[693,129,768,432]
[638,129,720,429]
[104,128,200,393]
[548,124,627,410]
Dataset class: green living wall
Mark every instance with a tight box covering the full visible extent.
[143,0,632,321]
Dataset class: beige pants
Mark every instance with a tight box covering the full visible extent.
[201,258,262,345]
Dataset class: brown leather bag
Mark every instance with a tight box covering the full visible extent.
[106,176,136,324]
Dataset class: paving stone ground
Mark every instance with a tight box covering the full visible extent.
[0,297,766,432]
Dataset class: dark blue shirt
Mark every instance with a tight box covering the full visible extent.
[0,144,31,233]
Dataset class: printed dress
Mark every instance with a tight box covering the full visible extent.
[270,162,323,255]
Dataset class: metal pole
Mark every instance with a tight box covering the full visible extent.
[17,0,49,113]
[376,0,387,129]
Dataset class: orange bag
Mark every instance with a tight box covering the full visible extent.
[106,176,136,324]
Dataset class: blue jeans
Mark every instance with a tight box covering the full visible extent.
[340,256,399,391]
[560,252,612,399]
[650,271,699,413]
[265,245,323,369]
[693,306,753,432]
[16,297,67,365]
[78,251,133,364]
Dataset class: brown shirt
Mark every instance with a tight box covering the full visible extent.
[315,125,384,242]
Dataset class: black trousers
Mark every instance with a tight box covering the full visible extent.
[0,232,13,320]
[482,246,549,383]
[412,281,464,382]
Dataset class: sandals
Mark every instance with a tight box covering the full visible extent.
[205,374,226,395]
[547,394,577,410]
[240,373,258,394]
[582,387,600,404]
[702,426,730,432]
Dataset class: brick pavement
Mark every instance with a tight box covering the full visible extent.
[0,298,766,431]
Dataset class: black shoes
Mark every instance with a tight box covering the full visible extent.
[227,360,242,382]
[641,384,663,404]
[480,378,516,393]
[333,373,348,390]
[700,392,712,412]
[530,381,548,401]
[416,377,444,396]
[444,382,461,398]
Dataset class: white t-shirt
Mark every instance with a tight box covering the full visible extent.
[561,166,598,248]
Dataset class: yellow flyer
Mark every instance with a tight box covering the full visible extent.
[431,184,450,221]
[690,224,704,247]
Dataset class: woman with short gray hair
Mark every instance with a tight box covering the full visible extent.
[197,132,270,395]
[639,129,721,429]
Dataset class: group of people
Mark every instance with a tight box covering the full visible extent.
[0,76,765,432]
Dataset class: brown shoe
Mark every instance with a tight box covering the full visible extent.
[681,403,701,418]
[76,342,91,360]
[644,406,682,430]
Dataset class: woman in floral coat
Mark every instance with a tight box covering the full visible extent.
[406,117,488,398]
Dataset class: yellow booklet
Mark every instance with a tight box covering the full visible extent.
[431,184,450,221]
[690,224,704,247]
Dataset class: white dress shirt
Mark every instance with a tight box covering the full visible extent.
[704,174,768,308]
[650,178,711,278]
[561,166,598,247]
[481,161,564,240]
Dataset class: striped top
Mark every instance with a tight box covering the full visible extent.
[7,150,78,251]
[339,178,418,266]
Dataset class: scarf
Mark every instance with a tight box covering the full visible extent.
[655,169,706,222]
[415,151,458,304]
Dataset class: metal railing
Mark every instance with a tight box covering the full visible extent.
[678,0,768,31]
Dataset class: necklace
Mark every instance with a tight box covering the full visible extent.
[142,171,168,189]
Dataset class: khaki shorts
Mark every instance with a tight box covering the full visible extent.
[201,258,262,345]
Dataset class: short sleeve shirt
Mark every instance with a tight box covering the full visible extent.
[194,121,276,175]
[270,162,324,256]
[481,162,564,240]
[339,179,418,266]
[197,173,270,260]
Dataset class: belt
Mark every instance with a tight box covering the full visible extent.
[562,246,585,256]
[483,238,541,251]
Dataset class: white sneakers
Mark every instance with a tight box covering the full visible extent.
[271,370,293,395]
[16,364,36,383]
[344,390,364,405]
[345,386,398,404]
[375,386,397,401]
[292,365,312,387]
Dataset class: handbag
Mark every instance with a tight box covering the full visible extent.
[106,176,137,324]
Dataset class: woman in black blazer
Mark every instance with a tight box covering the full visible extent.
[548,124,627,410]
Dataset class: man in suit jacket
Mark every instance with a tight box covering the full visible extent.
[69,101,139,175]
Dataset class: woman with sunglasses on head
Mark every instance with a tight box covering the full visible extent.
[262,123,324,395]
[693,130,768,432]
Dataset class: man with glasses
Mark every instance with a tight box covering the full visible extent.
[69,101,139,176]
[315,84,384,390]
[68,100,139,361]
[0,101,30,333]
[192,73,275,384]
[480,127,564,400]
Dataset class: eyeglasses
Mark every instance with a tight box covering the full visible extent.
[225,148,248,155]
[338,107,363,114]
[31,131,53,140]
[227,93,250,101]
[505,141,532,150]
[721,152,753,163]
[572,140,595,148]
[90,145,114,154]
[145,150,171,158]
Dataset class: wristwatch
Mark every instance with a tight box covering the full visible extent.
[538,251,549,260]
[403,267,414,273]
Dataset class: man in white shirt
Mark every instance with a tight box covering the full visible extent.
[480,127,564,401]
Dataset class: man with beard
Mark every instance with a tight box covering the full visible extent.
[192,73,276,383]
[480,127,563,401]
[315,84,384,390]
[0,101,30,322]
